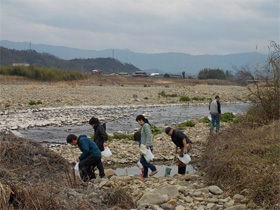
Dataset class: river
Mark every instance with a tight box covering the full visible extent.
[17,103,250,145]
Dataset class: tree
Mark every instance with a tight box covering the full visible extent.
[236,41,280,122]
[197,68,226,79]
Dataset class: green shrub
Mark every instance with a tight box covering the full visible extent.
[5,104,10,108]
[192,97,206,101]
[158,91,166,97]
[36,100,42,105]
[144,97,148,100]
[178,121,196,128]
[150,124,162,135]
[158,91,177,98]
[221,112,235,122]
[199,116,211,123]
[29,100,36,105]
[179,96,191,102]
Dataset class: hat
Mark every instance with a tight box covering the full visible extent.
[165,127,172,134]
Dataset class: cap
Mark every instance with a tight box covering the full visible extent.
[165,127,172,134]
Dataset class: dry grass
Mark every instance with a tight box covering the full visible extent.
[201,120,280,209]
[103,187,136,209]
[0,132,107,210]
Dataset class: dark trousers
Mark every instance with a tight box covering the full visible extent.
[140,146,157,178]
[178,166,186,175]
[79,154,105,182]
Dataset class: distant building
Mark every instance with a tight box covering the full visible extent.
[150,73,160,77]
[92,69,102,75]
[118,72,129,76]
[132,71,149,77]
[12,63,30,67]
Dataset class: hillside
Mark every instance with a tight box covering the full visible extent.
[0,40,269,75]
[0,47,141,74]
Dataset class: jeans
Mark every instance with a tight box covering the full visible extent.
[210,114,220,132]
[140,146,157,178]
[79,154,105,182]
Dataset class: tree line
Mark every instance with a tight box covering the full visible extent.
[0,65,86,81]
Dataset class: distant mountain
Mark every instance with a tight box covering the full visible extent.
[0,40,268,75]
[0,47,141,74]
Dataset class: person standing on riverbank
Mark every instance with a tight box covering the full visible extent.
[66,134,105,182]
[165,127,192,175]
[89,117,108,151]
[209,95,222,133]
[136,115,158,178]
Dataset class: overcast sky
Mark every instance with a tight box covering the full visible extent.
[0,0,279,55]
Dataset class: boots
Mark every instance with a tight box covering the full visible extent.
[178,166,186,175]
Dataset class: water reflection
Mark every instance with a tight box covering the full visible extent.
[115,164,195,177]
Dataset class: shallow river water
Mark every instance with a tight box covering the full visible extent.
[18,103,250,145]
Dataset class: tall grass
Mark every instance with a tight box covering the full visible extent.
[201,41,280,209]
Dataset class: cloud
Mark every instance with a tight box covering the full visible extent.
[0,0,279,55]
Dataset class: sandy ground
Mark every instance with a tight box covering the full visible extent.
[0,79,249,110]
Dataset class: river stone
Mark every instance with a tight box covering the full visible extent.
[184,174,199,181]
[104,168,115,178]
[233,194,245,201]
[207,203,216,208]
[161,203,174,210]
[193,190,202,197]
[155,184,179,197]
[137,193,169,206]
[174,206,185,210]
[225,204,247,210]
[208,185,223,195]
[167,199,177,208]
[224,200,235,208]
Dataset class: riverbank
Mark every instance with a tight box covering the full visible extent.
[0,78,249,110]
[1,119,254,210]
[1,78,260,209]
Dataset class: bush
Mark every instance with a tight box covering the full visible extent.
[235,41,280,123]
[201,121,280,209]
[158,91,177,98]
[29,100,36,105]
[29,100,43,105]
[221,112,235,122]
[179,96,191,102]
[150,124,162,135]
[199,116,210,123]
[192,96,206,101]
[177,121,195,128]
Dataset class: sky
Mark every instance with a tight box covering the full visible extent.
[0,0,279,55]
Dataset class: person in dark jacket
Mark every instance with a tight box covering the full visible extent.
[209,95,222,133]
[89,117,108,151]
[165,127,192,175]
[66,134,105,182]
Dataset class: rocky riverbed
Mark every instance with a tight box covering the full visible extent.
[49,120,257,210]
[1,81,259,209]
